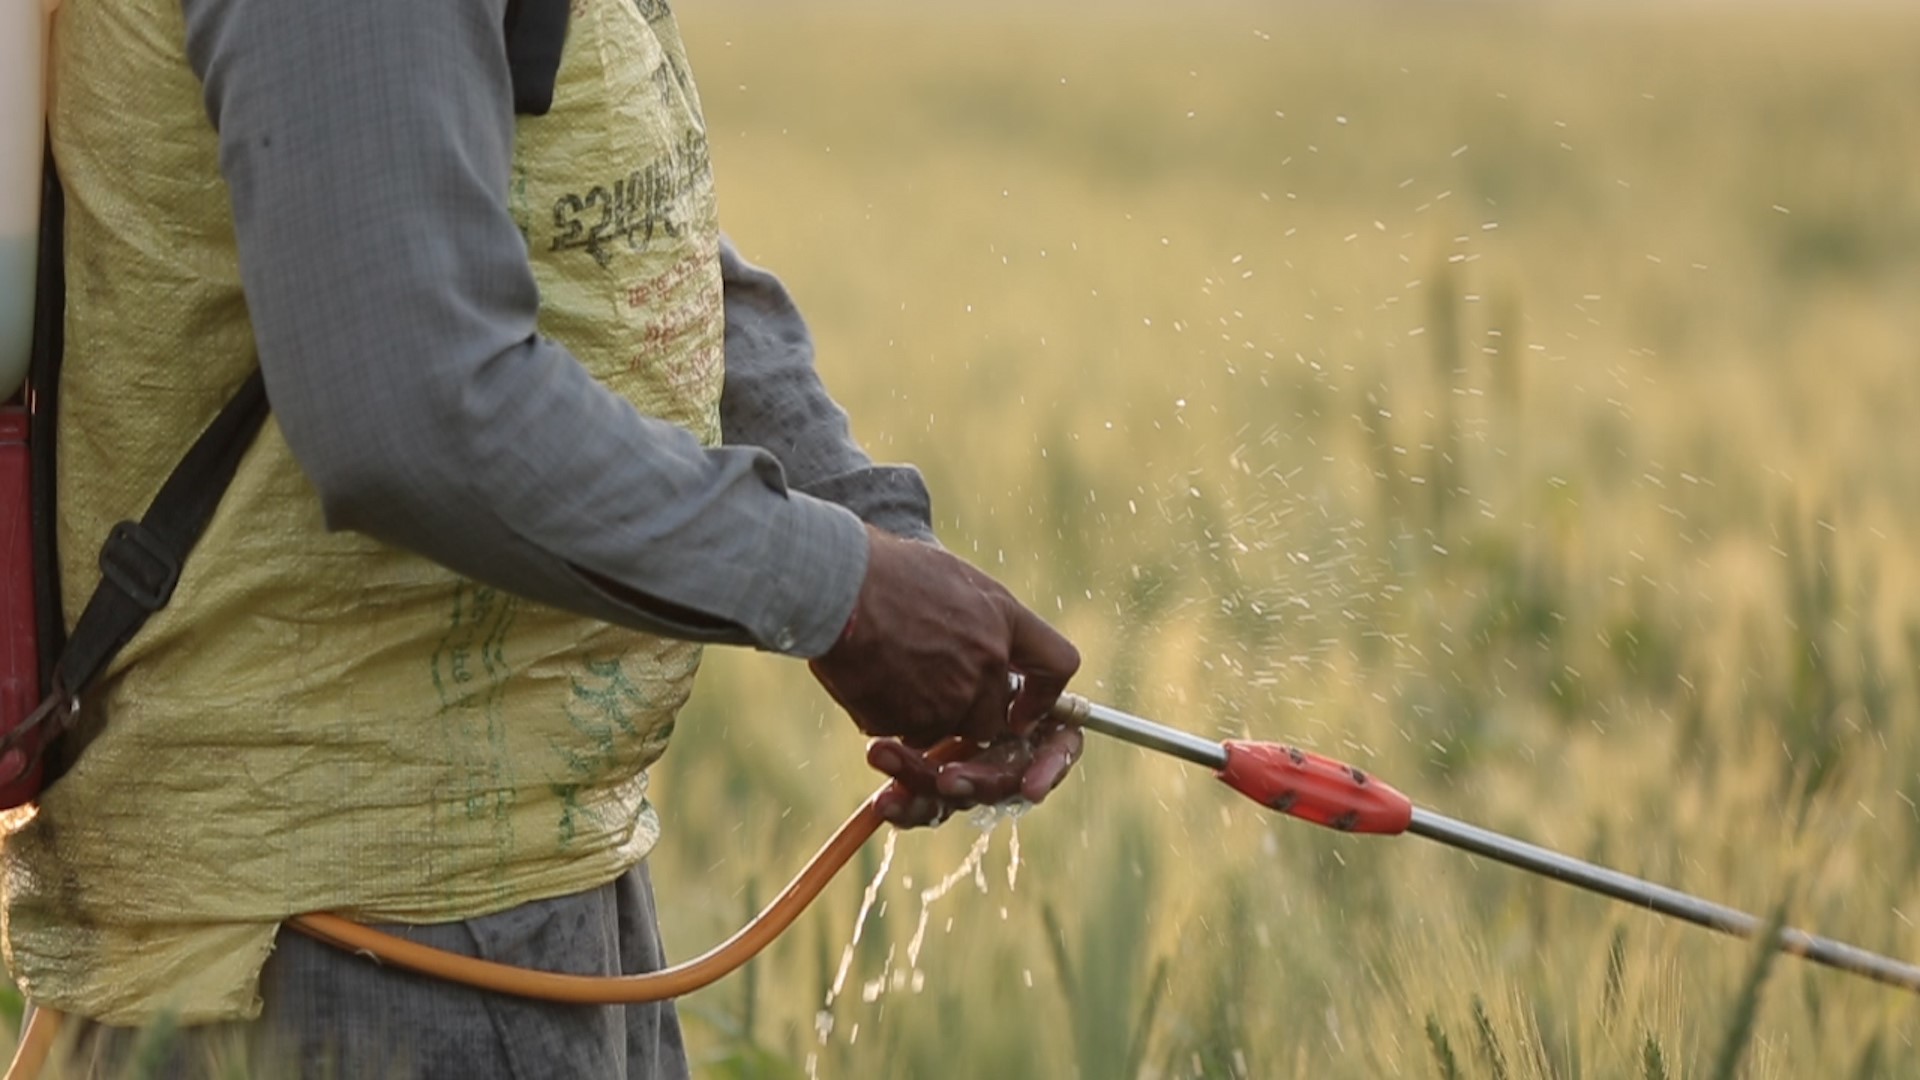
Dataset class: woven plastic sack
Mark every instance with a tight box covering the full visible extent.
[2,0,724,1025]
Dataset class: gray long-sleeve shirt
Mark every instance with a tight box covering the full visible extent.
[178,0,931,659]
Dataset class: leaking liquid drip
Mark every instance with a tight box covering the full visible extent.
[808,801,1031,1078]
[809,829,897,1079]
[1007,813,1022,891]
[904,823,995,968]
[827,828,897,1006]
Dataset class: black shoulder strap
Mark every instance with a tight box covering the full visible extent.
[503,0,570,116]
[6,148,270,785]
[28,148,66,694]
[50,369,269,702]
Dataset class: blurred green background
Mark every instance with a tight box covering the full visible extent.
[649,2,1920,1078]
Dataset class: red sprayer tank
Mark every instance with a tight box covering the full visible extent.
[0,406,40,804]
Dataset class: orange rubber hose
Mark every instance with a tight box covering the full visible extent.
[288,790,891,1004]
[1,787,891,1080]
[3,1007,63,1080]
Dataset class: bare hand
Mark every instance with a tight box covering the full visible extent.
[808,526,1081,748]
[867,722,1084,828]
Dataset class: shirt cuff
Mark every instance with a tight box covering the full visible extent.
[744,492,869,658]
[803,465,936,544]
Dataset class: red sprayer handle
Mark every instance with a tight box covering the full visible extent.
[1216,740,1412,835]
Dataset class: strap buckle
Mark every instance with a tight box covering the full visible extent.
[99,520,181,612]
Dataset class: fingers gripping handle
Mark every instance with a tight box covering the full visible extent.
[1216,740,1414,835]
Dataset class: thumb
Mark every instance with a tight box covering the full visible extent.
[1004,601,1080,733]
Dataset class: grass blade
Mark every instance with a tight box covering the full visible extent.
[1708,900,1791,1080]
[1471,995,1509,1080]
[1426,1013,1462,1080]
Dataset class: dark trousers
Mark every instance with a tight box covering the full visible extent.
[67,863,690,1079]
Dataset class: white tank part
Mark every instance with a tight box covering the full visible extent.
[0,0,51,400]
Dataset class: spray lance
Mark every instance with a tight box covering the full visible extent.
[8,692,1918,1079]
[1057,694,1920,991]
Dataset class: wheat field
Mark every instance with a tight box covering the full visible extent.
[650,3,1920,1078]
[14,2,1920,1078]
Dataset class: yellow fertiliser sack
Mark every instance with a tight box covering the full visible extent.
[2,0,724,1025]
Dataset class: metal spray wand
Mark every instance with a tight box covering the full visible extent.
[1054,693,1920,992]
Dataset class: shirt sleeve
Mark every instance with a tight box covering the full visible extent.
[718,239,937,544]
[177,0,866,658]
